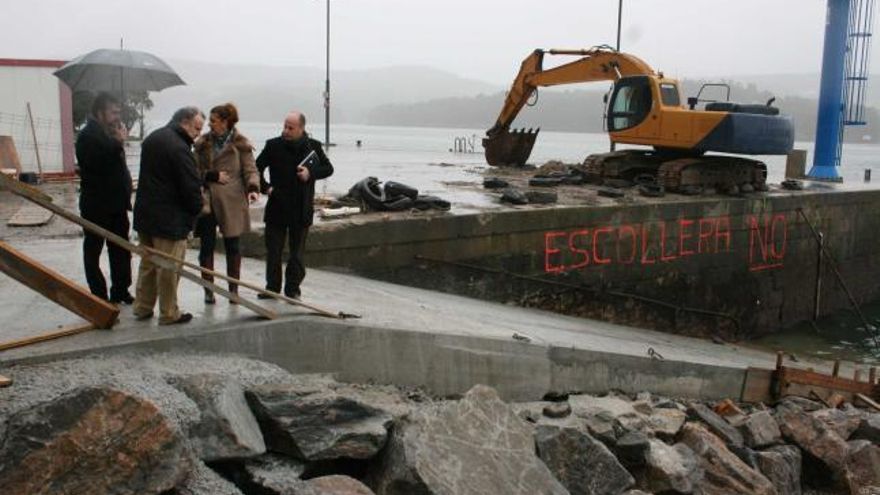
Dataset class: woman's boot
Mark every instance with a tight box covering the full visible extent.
[201,254,216,304]
[227,254,242,304]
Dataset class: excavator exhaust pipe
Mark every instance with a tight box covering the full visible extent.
[482,127,540,167]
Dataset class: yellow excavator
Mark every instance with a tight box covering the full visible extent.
[483,46,795,193]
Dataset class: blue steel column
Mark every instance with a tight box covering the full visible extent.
[810,0,851,180]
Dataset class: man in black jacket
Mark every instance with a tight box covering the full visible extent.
[256,111,333,299]
[132,107,204,325]
[76,93,133,303]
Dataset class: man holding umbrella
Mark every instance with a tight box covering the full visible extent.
[76,92,133,304]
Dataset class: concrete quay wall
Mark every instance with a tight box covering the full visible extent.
[241,189,880,335]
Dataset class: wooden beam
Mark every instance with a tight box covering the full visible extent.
[146,246,343,319]
[0,322,96,352]
[0,375,11,388]
[778,366,878,397]
[0,173,276,320]
[0,241,118,328]
[856,393,880,412]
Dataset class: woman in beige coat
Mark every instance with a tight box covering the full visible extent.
[194,103,260,303]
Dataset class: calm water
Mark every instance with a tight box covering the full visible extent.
[133,122,880,359]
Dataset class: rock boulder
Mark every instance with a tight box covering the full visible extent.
[169,374,266,461]
[680,422,776,495]
[535,424,634,495]
[0,387,192,495]
[371,385,568,495]
[246,385,393,461]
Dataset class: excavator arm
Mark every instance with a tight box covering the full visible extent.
[484,47,656,166]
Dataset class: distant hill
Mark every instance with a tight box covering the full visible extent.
[147,60,500,123]
[367,77,880,143]
[146,63,880,142]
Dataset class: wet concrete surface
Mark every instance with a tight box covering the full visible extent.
[0,237,841,375]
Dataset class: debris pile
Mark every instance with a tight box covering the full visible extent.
[0,353,878,495]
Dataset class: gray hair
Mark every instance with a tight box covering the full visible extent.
[170,106,205,125]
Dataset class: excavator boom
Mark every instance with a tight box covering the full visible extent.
[484,47,656,166]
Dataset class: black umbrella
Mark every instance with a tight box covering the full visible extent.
[53,48,185,95]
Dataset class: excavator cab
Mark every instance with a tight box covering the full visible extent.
[606,76,654,132]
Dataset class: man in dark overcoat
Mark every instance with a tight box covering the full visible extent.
[76,92,134,304]
[256,111,333,299]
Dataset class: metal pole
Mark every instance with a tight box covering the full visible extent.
[809,0,851,181]
[324,0,330,151]
[25,102,43,181]
[616,0,623,51]
[814,232,824,320]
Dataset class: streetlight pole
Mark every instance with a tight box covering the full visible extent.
[324,0,330,151]
[616,0,623,51]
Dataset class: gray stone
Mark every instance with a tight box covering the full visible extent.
[308,475,376,495]
[173,461,244,495]
[740,410,783,449]
[571,394,638,419]
[501,188,528,205]
[372,385,568,495]
[224,454,312,495]
[632,400,653,415]
[680,422,777,495]
[614,430,650,467]
[583,413,618,447]
[246,385,393,461]
[755,445,802,495]
[525,190,558,204]
[845,440,880,495]
[729,444,761,470]
[646,408,686,440]
[643,439,701,494]
[169,374,266,462]
[543,402,572,419]
[535,424,634,495]
[0,387,193,495]
[852,413,880,444]
[622,491,651,495]
[775,403,849,475]
[688,402,745,447]
[778,396,824,413]
[811,408,862,441]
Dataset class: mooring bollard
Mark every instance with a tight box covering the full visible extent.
[865,169,872,182]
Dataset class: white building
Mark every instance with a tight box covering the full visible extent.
[0,58,75,175]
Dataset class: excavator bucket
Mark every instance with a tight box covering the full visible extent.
[482,127,540,167]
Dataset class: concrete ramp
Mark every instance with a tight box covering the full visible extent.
[0,238,830,402]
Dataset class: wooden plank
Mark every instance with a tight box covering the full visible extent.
[149,246,343,319]
[779,366,878,397]
[0,241,118,329]
[742,367,774,403]
[856,393,880,412]
[0,172,277,320]
[0,322,96,352]
[0,375,11,388]
[7,204,53,226]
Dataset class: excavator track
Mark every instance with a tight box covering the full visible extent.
[580,150,768,194]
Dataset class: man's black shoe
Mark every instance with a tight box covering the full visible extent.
[257,292,275,300]
[110,292,135,305]
[160,312,193,326]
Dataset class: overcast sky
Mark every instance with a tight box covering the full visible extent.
[3,0,869,83]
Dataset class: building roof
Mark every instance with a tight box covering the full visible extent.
[0,59,67,68]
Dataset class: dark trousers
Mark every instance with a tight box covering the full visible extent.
[196,214,241,264]
[264,222,308,297]
[82,209,131,301]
